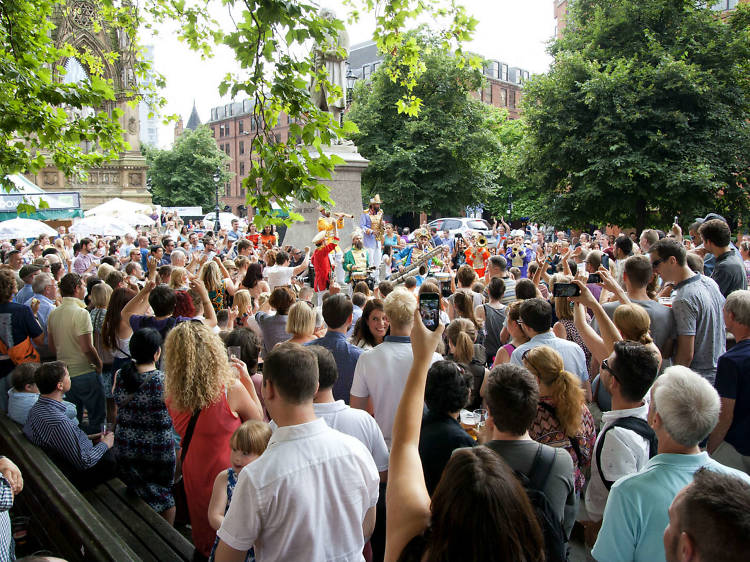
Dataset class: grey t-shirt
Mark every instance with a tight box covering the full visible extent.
[711,248,747,297]
[592,299,675,357]
[671,274,726,383]
[484,439,576,534]
[255,311,291,357]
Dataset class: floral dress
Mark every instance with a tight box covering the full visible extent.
[209,468,254,562]
[113,365,176,512]
[529,397,597,493]
[208,279,227,313]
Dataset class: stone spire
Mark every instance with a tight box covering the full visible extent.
[185,101,201,131]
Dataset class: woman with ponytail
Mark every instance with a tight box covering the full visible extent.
[444,319,488,410]
[523,345,596,496]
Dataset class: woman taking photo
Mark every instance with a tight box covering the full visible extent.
[350,298,389,350]
[523,345,596,500]
[386,310,545,561]
[164,322,263,559]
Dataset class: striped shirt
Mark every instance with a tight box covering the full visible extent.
[0,474,13,562]
[23,396,108,471]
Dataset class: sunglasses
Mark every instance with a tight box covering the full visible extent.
[651,258,664,269]
[601,358,620,382]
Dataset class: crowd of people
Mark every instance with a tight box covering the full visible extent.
[0,205,749,562]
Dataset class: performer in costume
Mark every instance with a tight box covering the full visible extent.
[359,194,383,281]
[317,206,345,245]
[464,231,491,278]
[394,228,434,269]
[343,229,370,285]
[311,229,339,293]
[505,229,534,278]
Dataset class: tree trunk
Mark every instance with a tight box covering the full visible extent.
[635,198,647,234]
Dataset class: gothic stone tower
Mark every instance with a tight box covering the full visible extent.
[26,0,152,209]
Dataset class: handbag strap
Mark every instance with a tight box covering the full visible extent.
[180,409,201,463]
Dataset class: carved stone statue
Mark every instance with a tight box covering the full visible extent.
[310,8,350,126]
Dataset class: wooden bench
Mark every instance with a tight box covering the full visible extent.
[0,413,193,561]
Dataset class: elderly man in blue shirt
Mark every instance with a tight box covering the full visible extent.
[13,265,40,305]
[592,366,750,562]
[307,294,363,404]
[23,272,56,348]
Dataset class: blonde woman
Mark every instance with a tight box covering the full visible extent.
[523,345,596,497]
[199,258,237,313]
[164,321,262,558]
[169,267,189,290]
[97,262,115,281]
[284,301,316,345]
[232,289,254,329]
[444,318,488,410]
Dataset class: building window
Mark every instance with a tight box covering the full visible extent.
[238,120,244,134]
[509,90,516,109]
[482,84,492,104]
[239,140,244,155]
[225,144,230,155]
[219,125,224,138]
[712,0,739,10]
[500,64,508,82]
[239,162,245,176]
[500,89,507,107]
[286,114,292,125]
[225,182,230,196]
[240,184,245,197]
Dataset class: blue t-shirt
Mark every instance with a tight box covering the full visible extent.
[715,339,750,455]
[0,302,43,378]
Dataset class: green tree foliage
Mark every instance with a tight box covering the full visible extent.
[144,126,231,209]
[145,0,478,223]
[0,0,148,187]
[347,32,501,216]
[1,0,476,222]
[519,0,750,231]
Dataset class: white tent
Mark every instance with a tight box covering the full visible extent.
[70,216,135,237]
[85,198,153,218]
[204,211,241,230]
[115,211,155,227]
[0,218,57,239]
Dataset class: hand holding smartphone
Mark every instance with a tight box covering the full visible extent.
[418,293,441,331]
[552,283,581,298]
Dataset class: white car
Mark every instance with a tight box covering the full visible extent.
[427,217,492,239]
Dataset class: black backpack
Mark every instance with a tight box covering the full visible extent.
[516,444,568,562]
[595,416,658,491]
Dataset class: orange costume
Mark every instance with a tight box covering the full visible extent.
[465,246,490,278]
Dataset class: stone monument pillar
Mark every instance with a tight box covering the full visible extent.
[282,144,367,250]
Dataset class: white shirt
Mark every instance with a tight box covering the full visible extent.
[264,264,295,289]
[350,336,442,448]
[270,402,390,472]
[585,403,651,521]
[218,418,379,561]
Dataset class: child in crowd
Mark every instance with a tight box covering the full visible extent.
[207,420,272,562]
[7,363,78,425]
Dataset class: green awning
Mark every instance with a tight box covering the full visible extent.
[0,209,84,221]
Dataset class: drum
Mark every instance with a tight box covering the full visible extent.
[351,272,368,282]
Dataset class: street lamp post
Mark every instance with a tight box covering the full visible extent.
[213,166,221,232]
[507,192,513,220]
[345,67,358,108]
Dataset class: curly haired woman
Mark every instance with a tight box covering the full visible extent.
[163,322,263,558]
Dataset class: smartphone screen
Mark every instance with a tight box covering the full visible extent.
[587,273,602,284]
[419,293,441,331]
[552,283,581,298]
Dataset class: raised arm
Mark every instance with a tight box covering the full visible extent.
[385,310,444,562]
[121,280,156,329]
[292,247,311,276]
[570,280,622,364]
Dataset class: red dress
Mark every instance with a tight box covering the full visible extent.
[312,241,337,291]
[169,392,241,557]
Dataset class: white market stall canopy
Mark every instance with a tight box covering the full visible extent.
[0,217,58,239]
[70,215,135,237]
[85,198,154,218]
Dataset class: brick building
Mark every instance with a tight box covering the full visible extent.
[349,40,529,119]
[207,42,530,214]
[207,101,291,215]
